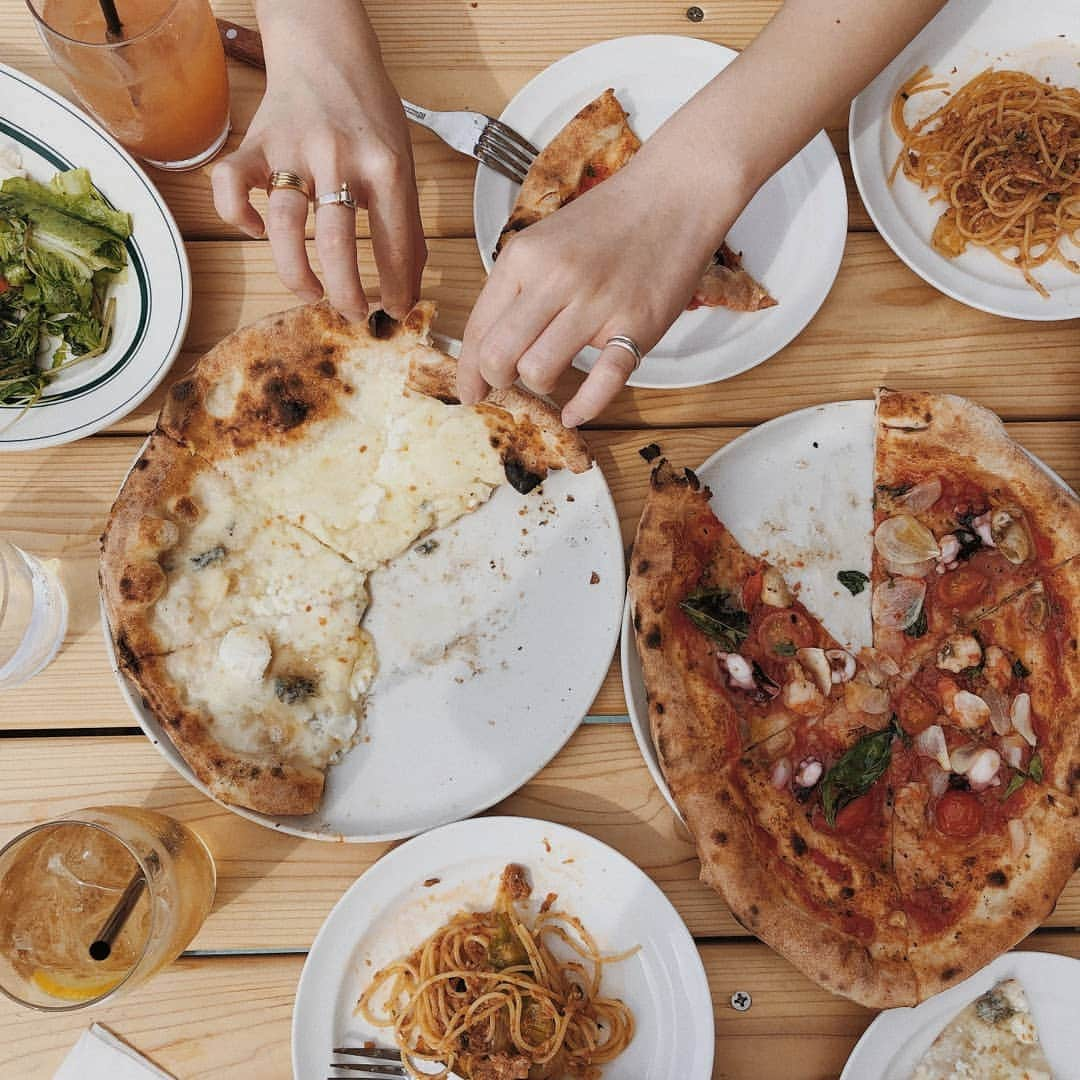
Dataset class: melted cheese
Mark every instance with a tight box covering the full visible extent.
[912,979,1052,1080]
[206,343,504,570]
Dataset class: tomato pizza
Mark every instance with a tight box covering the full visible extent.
[628,390,1080,1007]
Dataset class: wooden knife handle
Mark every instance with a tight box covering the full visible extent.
[217,17,265,70]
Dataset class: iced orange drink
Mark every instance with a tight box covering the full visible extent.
[28,0,230,169]
[0,806,214,1010]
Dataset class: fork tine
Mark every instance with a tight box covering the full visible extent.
[327,1064,405,1076]
[485,118,540,159]
[333,1049,403,1060]
[477,127,535,171]
[474,146,528,184]
[476,136,534,181]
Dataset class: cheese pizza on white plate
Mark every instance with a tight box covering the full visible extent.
[101,302,591,817]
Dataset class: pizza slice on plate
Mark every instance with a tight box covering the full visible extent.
[912,978,1053,1080]
[496,89,776,313]
[871,388,1079,674]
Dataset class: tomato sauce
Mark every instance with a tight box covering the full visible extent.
[902,888,957,935]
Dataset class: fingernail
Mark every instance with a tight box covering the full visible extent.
[562,410,584,429]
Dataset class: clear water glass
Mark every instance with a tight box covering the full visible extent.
[0,539,68,691]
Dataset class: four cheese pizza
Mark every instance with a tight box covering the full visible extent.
[496,88,777,313]
[101,301,590,816]
[628,390,1080,1007]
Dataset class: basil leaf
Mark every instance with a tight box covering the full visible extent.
[774,640,797,656]
[820,727,895,827]
[889,713,912,746]
[1012,658,1030,679]
[1003,771,1027,800]
[837,570,870,596]
[904,605,928,638]
[1028,753,1044,783]
[679,589,750,653]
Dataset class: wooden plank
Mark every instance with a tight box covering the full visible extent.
[1,2,871,240]
[1,733,1079,953]
[68,235,1080,436]
[3,423,1078,731]
[2,933,1079,1080]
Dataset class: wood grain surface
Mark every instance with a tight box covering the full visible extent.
[1,933,1078,1080]
[0,1,1078,1077]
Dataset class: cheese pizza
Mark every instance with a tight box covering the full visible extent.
[101,302,590,816]
[628,390,1080,1006]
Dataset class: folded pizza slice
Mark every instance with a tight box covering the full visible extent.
[496,89,776,312]
[159,301,590,571]
[912,979,1053,1080]
[871,388,1080,675]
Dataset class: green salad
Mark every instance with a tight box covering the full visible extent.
[0,164,131,407]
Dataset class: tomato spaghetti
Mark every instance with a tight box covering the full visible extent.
[356,865,636,1079]
[889,67,1080,296]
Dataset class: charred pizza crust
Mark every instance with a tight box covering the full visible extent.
[497,88,640,254]
[628,395,1080,1008]
[102,301,592,817]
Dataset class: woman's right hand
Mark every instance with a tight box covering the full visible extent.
[211,0,426,321]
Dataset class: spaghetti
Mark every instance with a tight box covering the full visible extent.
[889,67,1080,296]
[356,864,636,1080]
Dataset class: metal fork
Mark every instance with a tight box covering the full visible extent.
[216,19,538,184]
[328,1046,464,1080]
[399,99,537,183]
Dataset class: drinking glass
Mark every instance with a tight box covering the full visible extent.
[26,0,231,171]
[0,806,216,1010]
[0,539,67,691]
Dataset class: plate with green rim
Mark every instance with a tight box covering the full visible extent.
[0,61,190,450]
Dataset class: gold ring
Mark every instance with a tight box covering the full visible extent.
[605,334,644,371]
[266,170,311,199]
[315,181,357,210]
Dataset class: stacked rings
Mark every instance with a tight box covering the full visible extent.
[604,334,644,371]
[315,182,357,210]
[266,170,311,198]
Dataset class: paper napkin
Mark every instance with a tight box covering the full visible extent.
[53,1023,175,1080]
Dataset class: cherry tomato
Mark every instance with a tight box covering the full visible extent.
[893,686,939,735]
[936,567,990,610]
[758,609,815,655]
[834,795,873,835]
[0,278,8,294]
[934,790,982,839]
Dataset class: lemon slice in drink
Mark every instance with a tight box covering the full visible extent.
[31,968,124,1002]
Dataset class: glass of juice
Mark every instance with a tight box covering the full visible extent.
[26,0,231,170]
[0,806,215,1010]
[0,538,67,691]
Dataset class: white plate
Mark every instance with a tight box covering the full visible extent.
[292,816,714,1080]
[849,0,1080,320]
[622,398,1075,817]
[104,362,626,842]
[0,62,190,450]
[473,35,847,389]
[840,950,1080,1079]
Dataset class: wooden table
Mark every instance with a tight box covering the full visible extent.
[1,2,1077,1076]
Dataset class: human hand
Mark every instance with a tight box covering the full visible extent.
[457,154,742,427]
[211,2,425,320]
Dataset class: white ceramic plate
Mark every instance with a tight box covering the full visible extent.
[622,399,1075,816]
[850,0,1080,320]
[292,816,714,1080]
[840,950,1080,1079]
[104,359,626,842]
[473,35,847,389]
[0,62,190,450]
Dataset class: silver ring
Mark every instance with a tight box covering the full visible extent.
[604,334,643,371]
[315,182,356,210]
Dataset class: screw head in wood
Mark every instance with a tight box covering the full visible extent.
[730,989,752,1011]
[686,6,705,22]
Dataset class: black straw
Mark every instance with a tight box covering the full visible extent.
[98,0,124,43]
[89,872,145,962]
